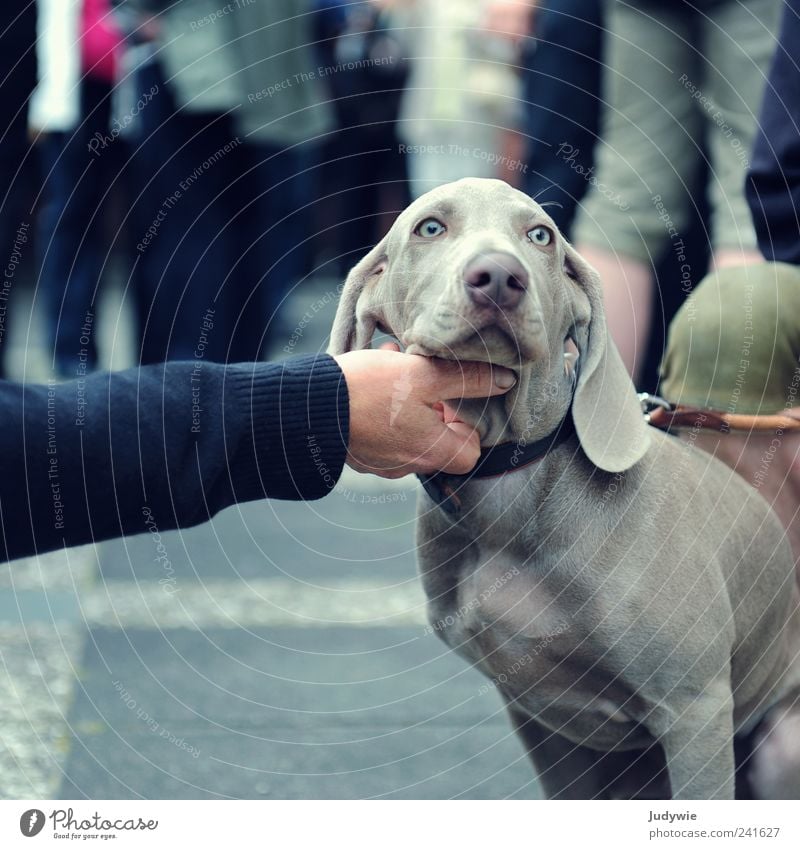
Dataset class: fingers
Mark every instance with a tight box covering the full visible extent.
[423,357,516,399]
[335,349,501,479]
[426,422,482,475]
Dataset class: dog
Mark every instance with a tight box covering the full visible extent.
[328,178,800,799]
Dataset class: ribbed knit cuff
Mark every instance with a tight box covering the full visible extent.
[226,355,350,502]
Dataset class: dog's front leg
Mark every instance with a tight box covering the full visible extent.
[650,683,736,800]
[415,501,476,654]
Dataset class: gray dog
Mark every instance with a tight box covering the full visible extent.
[328,178,800,799]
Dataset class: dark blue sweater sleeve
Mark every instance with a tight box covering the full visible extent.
[745,0,800,263]
[0,355,349,562]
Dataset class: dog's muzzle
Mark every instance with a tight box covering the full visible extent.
[462,251,529,311]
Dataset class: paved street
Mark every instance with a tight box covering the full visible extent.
[0,279,540,800]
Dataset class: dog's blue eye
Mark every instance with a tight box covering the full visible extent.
[528,226,552,246]
[415,218,446,238]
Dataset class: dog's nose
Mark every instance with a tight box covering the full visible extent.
[463,252,529,310]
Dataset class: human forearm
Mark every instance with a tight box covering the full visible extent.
[0,355,349,561]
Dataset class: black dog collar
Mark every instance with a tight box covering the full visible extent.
[417,413,576,516]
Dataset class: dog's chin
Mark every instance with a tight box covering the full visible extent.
[404,326,536,370]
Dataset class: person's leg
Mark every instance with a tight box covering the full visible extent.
[575,247,654,378]
[225,141,316,361]
[713,249,762,270]
[702,0,782,271]
[573,2,703,380]
[132,62,233,364]
[0,0,37,377]
[50,77,112,375]
[324,122,384,273]
[37,123,103,377]
[0,110,31,378]
[522,0,605,235]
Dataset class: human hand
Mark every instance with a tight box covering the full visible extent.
[333,348,516,478]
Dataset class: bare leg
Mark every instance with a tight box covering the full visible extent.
[576,245,654,381]
[577,247,761,381]
[712,249,763,271]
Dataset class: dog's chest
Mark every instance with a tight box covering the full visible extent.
[420,473,570,647]
[430,536,647,745]
[419,480,649,746]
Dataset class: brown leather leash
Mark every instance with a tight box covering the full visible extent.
[638,393,800,434]
[421,394,800,520]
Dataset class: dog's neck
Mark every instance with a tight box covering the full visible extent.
[449,361,575,447]
[419,363,576,517]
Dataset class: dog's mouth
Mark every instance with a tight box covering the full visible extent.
[402,325,536,370]
[401,329,579,388]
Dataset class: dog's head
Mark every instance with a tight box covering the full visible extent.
[328,178,649,472]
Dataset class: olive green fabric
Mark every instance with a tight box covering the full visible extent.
[659,263,800,414]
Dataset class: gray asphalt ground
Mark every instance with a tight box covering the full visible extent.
[0,278,540,800]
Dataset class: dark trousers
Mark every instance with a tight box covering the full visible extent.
[131,62,313,364]
[0,110,33,378]
[0,0,37,376]
[38,78,128,376]
[522,0,605,237]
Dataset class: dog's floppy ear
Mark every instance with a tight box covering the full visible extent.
[327,237,389,355]
[564,241,650,472]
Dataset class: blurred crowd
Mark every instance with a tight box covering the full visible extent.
[0,0,796,394]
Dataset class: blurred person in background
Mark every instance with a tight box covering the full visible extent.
[571,0,782,381]
[659,263,800,567]
[521,0,604,237]
[395,0,532,198]
[658,0,800,567]
[521,0,713,392]
[481,0,535,191]
[0,2,37,378]
[31,0,127,378]
[312,0,410,274]
[113,0,332,364]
